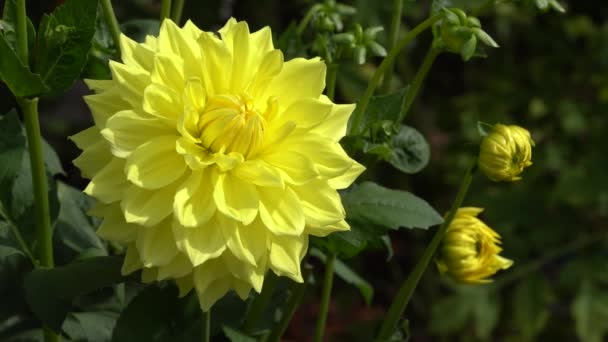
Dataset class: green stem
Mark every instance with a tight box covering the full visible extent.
[397,46,441,124]
[43,329,60,342]
[314,253,336,342]
[171,0,185,25]
[267,275,309,342]
[18,98,54,269]
[0,204,37,266]
[201,309,210,342]
[15,0,28,63]
[243,273,278,334]
[326,64,338,101]
[161,0,172,21]
[493,232,608,289]
[100,0,122,59]
[296,4,321,36]
[349,13,444,136]
[379,0,404,93]
[376,159,476,341]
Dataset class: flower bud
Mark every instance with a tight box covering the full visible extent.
[436,207,513,284]
[478,124,534,182]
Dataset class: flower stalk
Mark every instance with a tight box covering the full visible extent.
[397,45,441,124]
[326,64,338,101]
[243,274,278,334]
[161,0,173,21]
[375,159,476,341]
[171,0,185,25]
[267,272,310,342]
[100,0,122,58]
[349,13,444,136]
[314,253,336,342]
[379,0,404,93]
[201,309,210,342]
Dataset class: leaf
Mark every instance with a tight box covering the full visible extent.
[24,256,125,331]
[120,19,160,43]
[0,222,23,261]
[572,280,608,342]
[112,285,179,342]
[342,182,443,230]
[387,125,431,174]
[1,0,37,57]
[309,248,374,305]
[513,275,554,341]
[54,182,105,256]
[42,139,65,176]
[62,311,119,342]
[0,110,25,199]
[363,87,409,126]
[34,0,98,98]
[223,326,256,342]
[0,34,48,97]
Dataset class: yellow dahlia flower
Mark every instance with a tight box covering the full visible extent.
[71,18,364,311]
[478,123,534,182]
[436,207,513,284]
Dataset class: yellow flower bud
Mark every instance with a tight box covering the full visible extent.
[436,207,513,284]
[478,124,534,182]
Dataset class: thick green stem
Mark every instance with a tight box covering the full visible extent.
[161,0,172,21]
[314,254,336,342]
[326,64,338,101]
[100,0,122,59]
[349,13,444,136]
[171,0,185,25]
[379,0,404,93]
[267,275,309,342]
[376,160,476,341]
[201,309,210,342]
[15,0,28,63]
[19,98,54,268]
[243,273,278,334]
[397,46,440,124]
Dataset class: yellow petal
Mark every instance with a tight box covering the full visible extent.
[125,135,187,189]
[263,150,319,185]
[95,203,138,243]
[269,234,308,282]
[306,219,350,237]
[261,57,325,109]
[327,160,365,190]
[175,274,194,297]
[292,180,345,227]
[233,159,284,188]
[84,158,128,203]
[258,186,305,236]
[109,60,150,108]
[172,215,226,266]
[121,243,143,275]
[72,132,112,179]
[174,170,216,227]
[198,31,232,95]
[219,216,257,267]
[136,218,178,267]
[121,182,177,226]
[310,98,355,142]
[84,91,129,129]
[273,97,332,130]
[119,34,155,71]
[193,259,231,311]
[143,83,183,121]
[157,253,193,280]
[158,19,203,80]
[101,110,174,158]
[222,251,264,293]
[212,171,259,225]
[151,53,185,92]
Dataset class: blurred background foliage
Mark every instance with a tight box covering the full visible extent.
[1,0,608,341]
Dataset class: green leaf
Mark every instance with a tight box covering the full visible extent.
[387,125,431,174]
[0,222,23,261]
[223,326,256,342]
[309,248,374,305]
[42,138,65,176]
[120,19,160,43]
[572,280,608,342]
[54,182,105,256]
[112,285,179,342]
[82,3,116,80]
[513,275,554,341]
[34,0,98,98]
[460,34,477,61]
[62,311,119,342]
[363,87,409,125]
[0,110,25,197]
[1,0,37,57]
[342,182,443,230]
[0,34,48,97]
[24,256,125,331]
